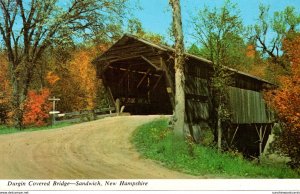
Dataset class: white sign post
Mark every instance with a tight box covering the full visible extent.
[48,97,60,126]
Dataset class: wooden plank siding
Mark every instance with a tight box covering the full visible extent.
[228,87,275,124]
[184,58,211,124]
[185,76,209,96]
[186,100,210,122]
[185,58,211,79]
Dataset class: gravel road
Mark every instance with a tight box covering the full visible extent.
[0,115,196,179]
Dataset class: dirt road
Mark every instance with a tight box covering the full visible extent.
[0,115,196,179]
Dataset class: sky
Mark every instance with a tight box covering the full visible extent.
[130,0,300,46]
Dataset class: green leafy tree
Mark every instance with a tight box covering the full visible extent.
[251,5,300,69]
[191,0,247,150]
[187,44,202,56]
[127,18,166,44]
[191,0,247,69]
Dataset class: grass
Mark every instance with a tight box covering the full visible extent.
[0,122,73,135]
[131,118,300,178]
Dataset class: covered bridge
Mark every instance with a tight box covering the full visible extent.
[93,34,275,157]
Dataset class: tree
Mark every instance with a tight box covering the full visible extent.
[62,47,99,111]
[191,0,247,69]
[187,44,202,56]
[45,44,109,113]
[127,18,165,44]
[0,0,128,128]
[191,0,245,150]
[169,0,185,137]
[251,5,300,69]
[264,32,300,167]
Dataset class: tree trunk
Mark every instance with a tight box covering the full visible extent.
[217,104,222,151]
[10,65,25,129]
[169,0,185,137]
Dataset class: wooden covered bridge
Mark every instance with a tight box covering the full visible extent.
[93,34,275,157]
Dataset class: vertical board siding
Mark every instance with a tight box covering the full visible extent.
[185,60,210,123]
[185,60,210,79]
[228,87,274,123]
[186,99,210,122]
[185,76,209,96]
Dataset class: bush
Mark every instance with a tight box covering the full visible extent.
[272,125,300,168]
[22,89,52,127]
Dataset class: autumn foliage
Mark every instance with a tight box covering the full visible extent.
[0,53,12,124]
[46,71,60,86]
[22,89,51,127]
[246,44,256,58]
[48,45,109,112]
[264,32,300,167]
[68,48,99,110]
[1,46,102,127]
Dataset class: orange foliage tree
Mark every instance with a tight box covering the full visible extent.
[22,89,51,127]
[68,48,99,110]
[264,32,300,167]
[0,53,12,124]
[49,45,109,112]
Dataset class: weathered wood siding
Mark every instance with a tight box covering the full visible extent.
[185,77,209,96]
[228,87,274,124]
[185,60,211,123]
[233,73,264,91]
[186,100,210,121]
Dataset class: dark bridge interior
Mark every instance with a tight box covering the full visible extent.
[103,58,172,115]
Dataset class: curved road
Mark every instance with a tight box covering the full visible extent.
[0,115,196,179]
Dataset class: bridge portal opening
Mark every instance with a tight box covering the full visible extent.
[102,58,173,115]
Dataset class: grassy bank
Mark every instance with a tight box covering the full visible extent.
[131,119,299,178]
[0,122,72,135]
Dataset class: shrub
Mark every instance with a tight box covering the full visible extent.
[22,89,51,127]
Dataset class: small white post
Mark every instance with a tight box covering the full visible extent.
[48,96,60,126]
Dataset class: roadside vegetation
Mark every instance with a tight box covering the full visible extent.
[0,122,72,135]
[132,119,300,178]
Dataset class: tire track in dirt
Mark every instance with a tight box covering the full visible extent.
[0,115,197,179]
